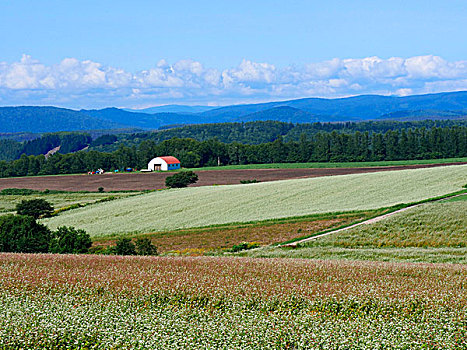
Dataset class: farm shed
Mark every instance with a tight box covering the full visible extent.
[147,156,181,171]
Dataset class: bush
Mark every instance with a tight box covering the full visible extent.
[87,245,108,255]
[230,242,260,252]
[112,237,136,255]
[0,214,51,253]
[135,237,158,255]
[98,187,104,193]
[240,179,259,184]
[165,171,198,188]
[16,198,54,219]
[49,226,92,254]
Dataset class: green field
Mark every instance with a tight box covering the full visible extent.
[184,157,467,171]
[243,196,467,263]
[43,165,467,237]
[0,191,138,216]
[313,199,467,248]
[243,246,467,264]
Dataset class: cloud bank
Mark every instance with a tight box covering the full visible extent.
[0,54,467,108]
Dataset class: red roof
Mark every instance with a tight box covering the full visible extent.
[159,156,180,164]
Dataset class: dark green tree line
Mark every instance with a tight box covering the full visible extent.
[0,126,465,178]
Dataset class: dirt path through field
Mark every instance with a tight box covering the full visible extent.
[284,193,466,246]
[0,162,465,192]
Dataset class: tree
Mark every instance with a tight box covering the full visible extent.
[49,226,92,254]
[135,237,158,255]
[165,171,198,188]
[113,237,136,255]
[177,150,201,168]
[16,199,54,219]
[0,215,51,253]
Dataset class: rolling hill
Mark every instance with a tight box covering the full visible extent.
[81,108,204,129]
[0,106,125,133]
[43,165,467,237]
[200,91,467,120]
[1,91,467,133]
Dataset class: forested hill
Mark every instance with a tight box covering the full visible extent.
[200,91,467,119]
[1,91,467,133]
[1,124,465,178]
[80,108,204,130]
[0,133,93,161]
[0,107,125,133]
[2,119,466,161]
[89,119,467,152]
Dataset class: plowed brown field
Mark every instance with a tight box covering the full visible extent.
[0,162,463,192]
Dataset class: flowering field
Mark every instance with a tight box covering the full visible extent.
[43,165,467,237]
[0,254,465,349]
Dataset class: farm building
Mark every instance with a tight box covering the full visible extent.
[147,156,181,171]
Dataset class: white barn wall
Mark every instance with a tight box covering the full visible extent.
[147,156,181,171]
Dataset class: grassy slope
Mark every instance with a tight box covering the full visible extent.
[184,157,467,171]
[311,200,467,248]
[43,165,467,237]
[0,192,138,216]
[243,246,467,264]
[243,196,467,263]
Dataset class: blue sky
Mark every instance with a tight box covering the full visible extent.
[1,0,467,108]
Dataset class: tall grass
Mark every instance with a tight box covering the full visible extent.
[43,165,467,237]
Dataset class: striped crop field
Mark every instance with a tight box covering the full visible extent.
[0,254,465,348]
[311,198,467,249]
[43,165,467,237]
[243,197,467,263]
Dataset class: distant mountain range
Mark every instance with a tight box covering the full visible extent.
[125,105,215,114]
[1,91,467,133]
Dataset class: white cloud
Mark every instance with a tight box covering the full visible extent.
[0,54,467,108]
[395,88,413,96]
[224,59,277,84]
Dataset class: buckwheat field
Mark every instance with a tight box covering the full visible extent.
[1,254,465,349]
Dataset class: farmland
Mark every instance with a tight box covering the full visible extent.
[1,162,466,348]
[0,254,465,349]
[0,191,139,216]
[0,160,465,192]
[93,210,381,254]
[313,198,467,248]
[184,157,467,170]
[43,164,467,237]
[244,195,467,263]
